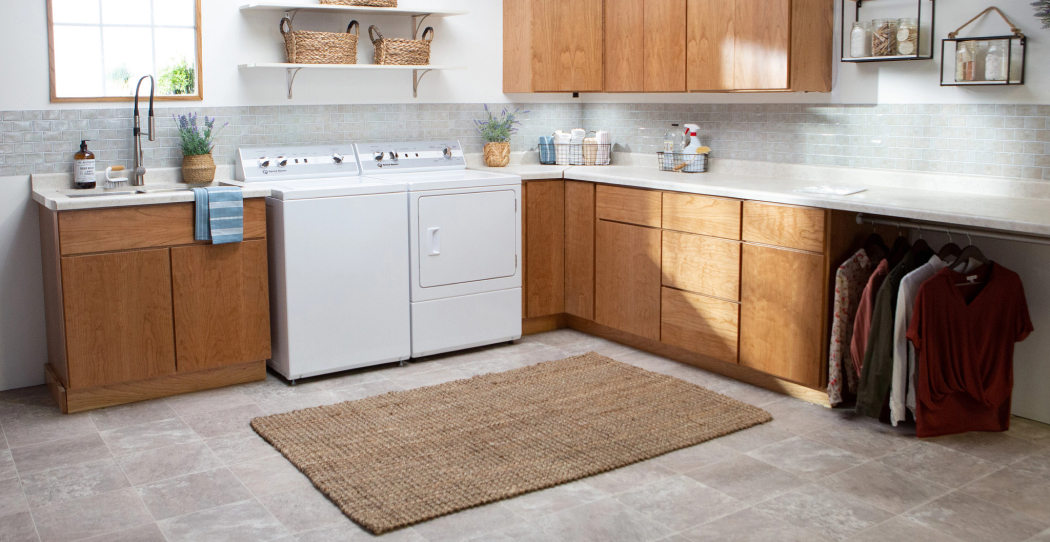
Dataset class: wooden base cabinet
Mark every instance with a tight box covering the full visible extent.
[39,200,270,413]
[595,219,661,341]
[739,243,826,388]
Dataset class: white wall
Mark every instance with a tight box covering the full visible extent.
[2,0,1047,109]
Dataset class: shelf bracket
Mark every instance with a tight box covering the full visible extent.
[411,14,432,39]
[284,9,300,25]
[412,69,432,98]
[286,67,302,99]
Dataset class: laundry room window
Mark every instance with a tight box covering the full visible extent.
[47,0,203,102]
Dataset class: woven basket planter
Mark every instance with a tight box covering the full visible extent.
[369,25,433,66]
[281,18,359,64]
[182,153,216,184]
[321,0,395,6]
[483,142,510,168]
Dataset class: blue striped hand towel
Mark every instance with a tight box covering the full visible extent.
[192,187,244,245]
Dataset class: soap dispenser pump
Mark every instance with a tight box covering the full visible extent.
[74,140,96,189]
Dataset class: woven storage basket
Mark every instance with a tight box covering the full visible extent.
[182,153,216,184]
[281,17,359,64]
[320,0,396,6]
[369,25,433,66]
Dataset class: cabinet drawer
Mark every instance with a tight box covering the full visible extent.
[596,185,662,227]
[662,192,741,240]
[661,288,739,364]
[742,201,825,253]
[59,199,267,256]
[662,230,740,301]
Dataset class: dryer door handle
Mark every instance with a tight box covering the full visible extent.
[427,227,441,256]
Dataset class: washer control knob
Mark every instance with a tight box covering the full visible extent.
[276,156,288,167]
[443,147,453,159]
[388,151,399,161]
[373,152,384,162]
[332,153,344,164]
[258,157,271,168]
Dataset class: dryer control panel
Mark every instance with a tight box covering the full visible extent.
[235,145,361,182]
[356,141,465,174]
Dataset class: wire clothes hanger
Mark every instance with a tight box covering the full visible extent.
[938,228,962,266]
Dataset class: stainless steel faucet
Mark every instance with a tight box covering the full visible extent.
[132,75,155,186]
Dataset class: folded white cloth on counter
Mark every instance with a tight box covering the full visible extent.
[595,130,611,165]
[582,136,598,166]
[570,128,586,165]
[553,130,571,165]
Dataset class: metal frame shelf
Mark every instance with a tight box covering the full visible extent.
[840,0,935,63]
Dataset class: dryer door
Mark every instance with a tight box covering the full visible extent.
[418,190,517,288]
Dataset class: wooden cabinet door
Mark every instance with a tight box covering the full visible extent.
[526,181,565,318]
[739,243,825,387]
[171,240,271,373]
[595,220,661,341]
[605,0,644,92]
[61,249,176,389]
[661,288,739,364]
[644,0,687,92]
[565,181,596,319]
[686,0,735,91]
[532,0,604,92]
[733,0,790,90]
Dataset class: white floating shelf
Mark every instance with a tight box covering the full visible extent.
[239,2,468,17]
[238,63,466,98]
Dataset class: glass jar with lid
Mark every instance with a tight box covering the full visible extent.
[955,41,977,82]
[850,22,872,57]
[872,19,898,57]
[985,40,1008,81]
[896,18,918,55]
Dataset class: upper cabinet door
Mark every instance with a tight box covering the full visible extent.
[604,0,644,92]
[732,0,790,90]
[686,0,735,91]
[644,0,687,92]
[532,0,604,92]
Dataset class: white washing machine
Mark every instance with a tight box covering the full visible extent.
[236,145,411,381]
[357,141,522,357]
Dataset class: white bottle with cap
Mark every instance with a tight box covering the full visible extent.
[682,124,705,172]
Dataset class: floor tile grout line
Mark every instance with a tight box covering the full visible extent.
[953,466,1050,527]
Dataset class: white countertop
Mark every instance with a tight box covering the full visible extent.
[467,153,1050,237]
[32,166,271,211]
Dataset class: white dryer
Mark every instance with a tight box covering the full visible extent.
[357,141,522,357]
[236,145,411,381]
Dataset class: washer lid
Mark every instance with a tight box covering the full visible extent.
[363,170,521,191]
[263,177,408,200]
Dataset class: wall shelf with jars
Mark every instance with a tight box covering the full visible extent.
[841,0,935,62]
[940,7,1026,86]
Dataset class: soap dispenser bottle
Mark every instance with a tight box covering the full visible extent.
[74,140,96,189]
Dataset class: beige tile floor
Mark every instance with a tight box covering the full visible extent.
[1,329,1049,542]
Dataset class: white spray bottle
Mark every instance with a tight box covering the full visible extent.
[681,124,707,172]
[682,124,702,154]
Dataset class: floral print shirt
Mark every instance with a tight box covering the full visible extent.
[828,249,872,405]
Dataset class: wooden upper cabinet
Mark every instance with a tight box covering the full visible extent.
[506,0,604,92]
[686,0,735,91]
[595,220,661,341]
[171,240,271,374]
[686,0,831,92]
[732,0,790,90]
[606,0,686,92]
[61,249,176,389]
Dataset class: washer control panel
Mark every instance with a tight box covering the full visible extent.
[355,141,465,174]
[236,145,360,182]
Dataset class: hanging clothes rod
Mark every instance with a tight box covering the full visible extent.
[855,214,1050,247]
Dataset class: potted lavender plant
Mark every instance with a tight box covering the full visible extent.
[174,113,226,183]
[475,106,524,167]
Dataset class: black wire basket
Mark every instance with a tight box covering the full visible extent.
[657,152,709,173]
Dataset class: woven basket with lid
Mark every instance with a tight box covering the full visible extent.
[369,25,433,66]
[320,0,396,6]
[281,17,359,64]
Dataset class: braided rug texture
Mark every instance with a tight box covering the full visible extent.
[250,352,772,534]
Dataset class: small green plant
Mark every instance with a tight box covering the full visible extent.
[108,64,131,93]
[159,56,196,95]
[474,105,526,143]
[174,113,227,156]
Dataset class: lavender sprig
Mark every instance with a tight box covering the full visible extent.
[475,105,528,143]
[173,113,228,156]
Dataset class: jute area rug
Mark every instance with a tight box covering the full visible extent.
[250,352,772,534]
